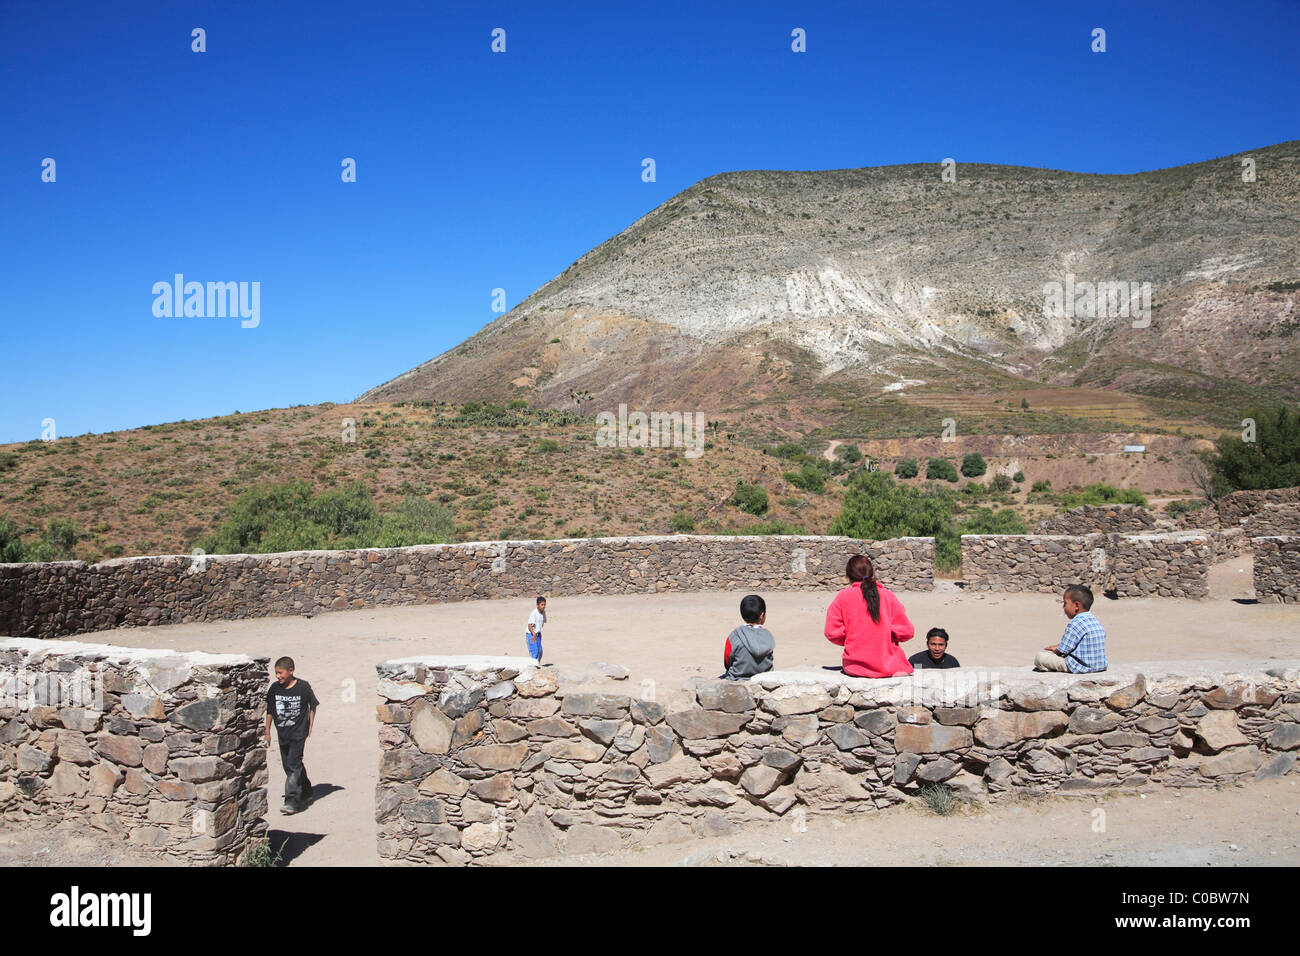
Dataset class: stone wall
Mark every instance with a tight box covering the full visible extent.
[0,638,268,864]
[375,657,1300,864]
[1253,537,1300,604]
[1035,504,1159,535]
[962,533,1213,598]
[1244,503,1300,538]
[1217,487,1300,526]
[0,536,934,641]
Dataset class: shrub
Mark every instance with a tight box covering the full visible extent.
[784,464,825,493]
[537,439,560,453]
[990,474,1014,493]
[369,497,455,547]
[772,442,806,460]
[959,506,1029,535]
[669,512,695,533]
[1012,471,1025,483]
[836,444,863,463]
[960,453,987,478]
[0,516,26,562]
[507,399,528,410]
[894,457,920,479]
[926,458,959,482]
[1031,479,1052,493]
[730,481,769,515]
[831,471,960,570]
[1164,498,1205,517]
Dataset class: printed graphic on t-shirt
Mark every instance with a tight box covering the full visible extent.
[276,694,303,727]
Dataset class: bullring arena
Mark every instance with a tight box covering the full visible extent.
[2,495,1298,867]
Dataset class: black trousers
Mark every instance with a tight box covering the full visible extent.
[278,735,312,807]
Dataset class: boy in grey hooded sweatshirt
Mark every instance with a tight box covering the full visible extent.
[723,594,776,680]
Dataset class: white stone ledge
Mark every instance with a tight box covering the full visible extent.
[0,637,255,667]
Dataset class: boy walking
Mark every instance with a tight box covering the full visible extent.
[264,656,319,815]
[1035,584,1108,673]
[722,594,776,680]
[526,596,547,664]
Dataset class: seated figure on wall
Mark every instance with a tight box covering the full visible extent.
[825,554,915,678]
[908,627,960,669]
[1034,585,1108,673]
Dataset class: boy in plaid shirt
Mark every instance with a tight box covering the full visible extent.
[1035,584,1107,673]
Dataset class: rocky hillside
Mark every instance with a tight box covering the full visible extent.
[362,141,1300,433]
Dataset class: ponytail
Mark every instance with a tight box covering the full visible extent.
[845,554,881,624]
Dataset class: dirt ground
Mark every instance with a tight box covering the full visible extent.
[3,555,1297,867]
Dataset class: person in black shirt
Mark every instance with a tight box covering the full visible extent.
[908,627,961,669]
[264,656,319,814]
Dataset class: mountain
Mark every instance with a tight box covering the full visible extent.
[360,141,1300,434]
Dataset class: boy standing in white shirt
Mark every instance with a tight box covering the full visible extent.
[526,596,547,664]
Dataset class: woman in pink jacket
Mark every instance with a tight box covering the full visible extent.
[824,554,916,678]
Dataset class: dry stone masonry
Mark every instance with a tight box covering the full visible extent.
[375,656,1300,864]
[1253,537,1300,604]
[962,533,1213,598]
[1244,503,1300,538]
[0,535,934,640]
[0,638,268,864]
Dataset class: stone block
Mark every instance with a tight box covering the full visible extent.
[897,722,974,754]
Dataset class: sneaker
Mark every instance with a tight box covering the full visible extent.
[282,803,302,816]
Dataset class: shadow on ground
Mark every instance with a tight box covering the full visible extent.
[265,830,326,866]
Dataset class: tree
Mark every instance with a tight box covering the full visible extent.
[831,471,960,569]
[960,453,988,478]
[1206,406,1300,494]
[568,387,594,416]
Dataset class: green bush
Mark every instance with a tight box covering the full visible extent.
[959,507,1028,535]
[831,471,960,570]
[926,458,959,482]
[990,474,1014,493]
[669,512,695,533]
[1061,483,1147,507]
[730,481,769,516]
[784,464,825,493]
[201,481,376,554]
[836,444,863,463]
[1031,479,1052,493]
[1164,499,1205,517]
[894,457,919,479]
[960,453,987,478]
[537,439,560,453]
[1206,405,1300,494]
[1012,471,1025,483]
[369,497,455,547]
[0,516,26,562]
[772,442,806,460]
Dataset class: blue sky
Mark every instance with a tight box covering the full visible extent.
[2,0,1297,443]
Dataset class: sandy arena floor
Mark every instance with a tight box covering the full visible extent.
[4,557,1298,866]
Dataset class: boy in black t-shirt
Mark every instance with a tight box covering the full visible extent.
[264,656,320,815]
[907,627,961,669]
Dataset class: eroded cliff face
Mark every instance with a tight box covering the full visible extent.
[361,142,1300,416]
